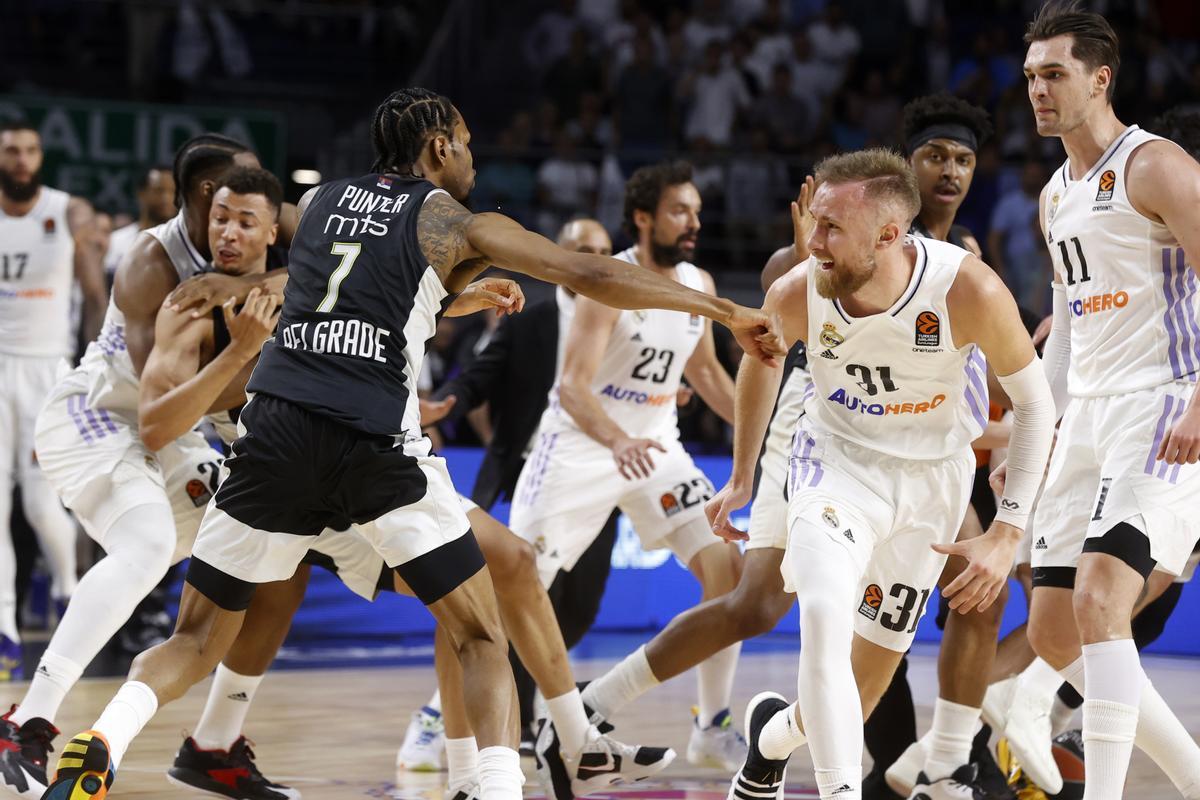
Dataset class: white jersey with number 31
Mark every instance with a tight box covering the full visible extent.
[804,236,987,460]
[1043,125,1198,397]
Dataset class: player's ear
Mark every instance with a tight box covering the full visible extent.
[267,222,278,246]
[877,221,902,249]
[1094,65,1111,98]
[433,133,450,166]
[632,207,652,235]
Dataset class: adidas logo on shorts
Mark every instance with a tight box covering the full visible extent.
[1034,537,1048,550]
[842,529,855,543]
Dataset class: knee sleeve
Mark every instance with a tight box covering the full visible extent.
[102,505,178,591]
[1082,521,1155,579]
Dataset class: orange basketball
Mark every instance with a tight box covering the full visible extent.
[863,584,883,608]
[916,311,939,336]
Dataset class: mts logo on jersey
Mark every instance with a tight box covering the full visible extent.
[1069,290,1129,317]
[323,186,410,238]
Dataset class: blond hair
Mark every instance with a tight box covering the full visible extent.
[814,148,921,228]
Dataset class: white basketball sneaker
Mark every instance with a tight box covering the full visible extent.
[687,708,748,772]
[396,704,446,772]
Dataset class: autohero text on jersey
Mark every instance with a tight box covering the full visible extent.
[279,318,390,363]
[322,186,411,238]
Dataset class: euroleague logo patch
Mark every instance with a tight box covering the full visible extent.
[859,583,883,621]
[186,479,213,507]
[1095,169,1116,202]
[660,492,682,517]
[915,311,940,347]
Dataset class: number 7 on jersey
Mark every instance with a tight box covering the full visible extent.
[317,242,361,312]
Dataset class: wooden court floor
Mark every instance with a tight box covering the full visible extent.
[3,646,1195,798]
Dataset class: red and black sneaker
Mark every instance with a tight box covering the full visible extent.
[0,704,59,797]
[166,736,300,800]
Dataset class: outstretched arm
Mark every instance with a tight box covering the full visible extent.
[415,194,784,366]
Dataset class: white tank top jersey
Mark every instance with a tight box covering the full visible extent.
[0,187,75,357]
[1043,125,1198,397]
[804,235,988,460]
[76,211,208,415]
[543,247,707,440]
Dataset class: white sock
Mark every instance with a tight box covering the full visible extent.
[1058,654,1200,796]
[10,650,85,725]
[546,688,591,756]
[758,702,807,760]
[816,766,861,799]
[0,510,18,641]
[477,745,523,799]
[697,642,741,727]
[1082,640,1142,800]
[925,698,980,780]
[192,664,264,751]
[1136,680,1200,797]
[93,681,158,768]
[582,645,659,719]
[446,736,479,790]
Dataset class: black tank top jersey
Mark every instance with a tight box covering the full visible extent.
[248,174,444,436]
[909,218,973,251]
[211,304,244,430]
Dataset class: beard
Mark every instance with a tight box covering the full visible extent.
[649,233,695,267]
[0,168,40,203]
[814,256,875,300]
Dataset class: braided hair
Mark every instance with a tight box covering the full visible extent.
[370,88,458,174]
[172,133,250,208]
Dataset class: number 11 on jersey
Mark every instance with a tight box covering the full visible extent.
[317,242,361,312]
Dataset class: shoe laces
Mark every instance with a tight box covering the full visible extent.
[17,720,58,766]
[227,737,270,784]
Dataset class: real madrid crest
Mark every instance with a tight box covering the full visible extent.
[822,506,839,528]
[819,323,844,349]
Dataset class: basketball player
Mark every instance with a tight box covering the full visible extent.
[0,135,282,798]
[397,219,623,769]
[511,160,749,782]
[1015,4,1200,798]
[104,165,176,286]
[0,120,107,680]
[46,89,780,800]
[866,95,1017,799]
[131,172,671,799]
[708,149,1055,800]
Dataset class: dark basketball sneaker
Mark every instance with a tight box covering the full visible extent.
[166,736,300,799]
[971,724,1016,800]
[42,730,113,800]
[533,690,675,800]
[909,764,984,800]
[726,691,791,800]
[0,706,58,798]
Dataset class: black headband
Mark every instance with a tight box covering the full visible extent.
[907,123,978,155]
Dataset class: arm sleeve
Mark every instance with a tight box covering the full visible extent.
[993,357,1057,530]
[1042,283,1071,420]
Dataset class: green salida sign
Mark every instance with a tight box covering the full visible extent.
[0,95,285,214]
